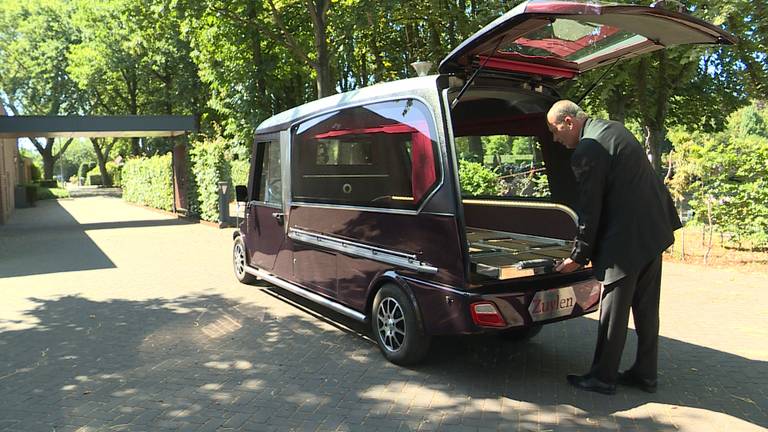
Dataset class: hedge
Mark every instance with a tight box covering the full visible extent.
[230,159,249,188]
[119,140,250,222]
[122,154,173,211]
[190,137,231,222]
[86,162,122,186]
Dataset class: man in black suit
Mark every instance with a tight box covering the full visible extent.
[546,100,682,395]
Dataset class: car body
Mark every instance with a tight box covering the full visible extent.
[233,0,734,364]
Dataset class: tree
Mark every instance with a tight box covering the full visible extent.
[0,0,83,179]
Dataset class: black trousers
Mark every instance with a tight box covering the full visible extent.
[589,254,663,383]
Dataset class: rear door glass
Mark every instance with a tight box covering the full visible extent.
[456,134,550,199]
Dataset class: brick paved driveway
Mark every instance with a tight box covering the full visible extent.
[1,198,766,431]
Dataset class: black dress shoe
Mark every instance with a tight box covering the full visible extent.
[617,370,657,393]
[566,373,616,395]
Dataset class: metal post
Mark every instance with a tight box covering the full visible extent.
[218,181,230,228]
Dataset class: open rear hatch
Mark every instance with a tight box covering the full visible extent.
[439,0,736,80]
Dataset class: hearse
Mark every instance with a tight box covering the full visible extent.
[233,0,734,364]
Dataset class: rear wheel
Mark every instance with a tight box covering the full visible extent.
[497,324,542,341]
[371,284,430,365]
[233,236,256,284]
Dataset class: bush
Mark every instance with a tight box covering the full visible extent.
[78,162,96,179]
[37,186,70,200]
[86,162,122,186]
[30,164,41,181]
[37,179,57,188]
[87,174,102,186]
[122,155,173,211]
[459,160,501,196]
[190,137,231,222]
[230,159,250,187]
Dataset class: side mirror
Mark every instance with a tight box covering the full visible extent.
[235,185,248,203]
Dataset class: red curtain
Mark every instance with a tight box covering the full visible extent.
[411,131,435,202]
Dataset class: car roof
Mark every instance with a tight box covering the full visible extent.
[255,76,441,135]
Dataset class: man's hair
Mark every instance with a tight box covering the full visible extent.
[548,100,587,124]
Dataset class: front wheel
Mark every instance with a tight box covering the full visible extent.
[371,284,430,365]
[233,236,256,284]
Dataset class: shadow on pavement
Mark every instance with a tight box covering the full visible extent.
[1,290,763,431]
[0,200,193,279]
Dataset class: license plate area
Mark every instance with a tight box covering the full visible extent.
[528,286,575,322]
[527,279,600,322]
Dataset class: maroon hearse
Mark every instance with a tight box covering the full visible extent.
[233,1,734,364]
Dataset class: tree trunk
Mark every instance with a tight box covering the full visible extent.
[468,136,483,162]
[645,127,664,172]
[91,138,113,187]
[41,138,55,180]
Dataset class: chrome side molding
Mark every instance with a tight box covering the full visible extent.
[244,265,367,322]
[288,227,439,274]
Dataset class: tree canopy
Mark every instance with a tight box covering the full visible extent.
[0,0,765,167]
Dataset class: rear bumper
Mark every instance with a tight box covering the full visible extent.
[401,273,600,335]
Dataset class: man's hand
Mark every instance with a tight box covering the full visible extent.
[555,258,582,273]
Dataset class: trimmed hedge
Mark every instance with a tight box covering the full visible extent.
[122,154,173,211]
[86,162,122,186]
[190,137,231,222]
[119,139,250,222]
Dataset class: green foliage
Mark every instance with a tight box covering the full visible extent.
[30,164,42,181]
[459,160,501,196]
[36,186,70,199]
[230,159,250,187]
[122,154,173,211]
[668,102,768,248]
[78,162,96,179]
[189,137,231,222]
[86,161,122,186]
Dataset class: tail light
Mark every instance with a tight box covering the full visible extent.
[470,302,507,328]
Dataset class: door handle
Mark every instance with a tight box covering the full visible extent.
[272,212,285,224]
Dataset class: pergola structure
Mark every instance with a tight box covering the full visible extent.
[0,113,198,224]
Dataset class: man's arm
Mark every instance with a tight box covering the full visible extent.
[561,138,610,271]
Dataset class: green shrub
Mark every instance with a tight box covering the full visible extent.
[37,179,57,188]
[459,160,502,196]
[87,174,102,186]
[190,137,231,222]
[78,162,96,180]
[30,164,42,181]
[86,162,122,186]
[122,155,173,211]
[37,186,70,200]
[230,159,250,187]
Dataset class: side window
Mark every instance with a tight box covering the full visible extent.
[291,99,439,210]
[257,141,282,206]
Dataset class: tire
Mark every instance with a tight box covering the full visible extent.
[497,324,543,342]
[371,283,431,365]
[233,236,256,284]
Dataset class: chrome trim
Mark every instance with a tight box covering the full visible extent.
[290,201,419,216]
[244,265,367,322]
[288,227,439,274]
[302,174,388,178]
[462,199,578,225]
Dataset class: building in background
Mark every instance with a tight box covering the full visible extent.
[0,105,19,224]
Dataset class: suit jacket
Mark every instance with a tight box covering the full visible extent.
[570,118,682,284]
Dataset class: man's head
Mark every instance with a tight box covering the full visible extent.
[546,100,588,149]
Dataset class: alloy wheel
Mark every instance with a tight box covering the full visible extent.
[376,297,406,352]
